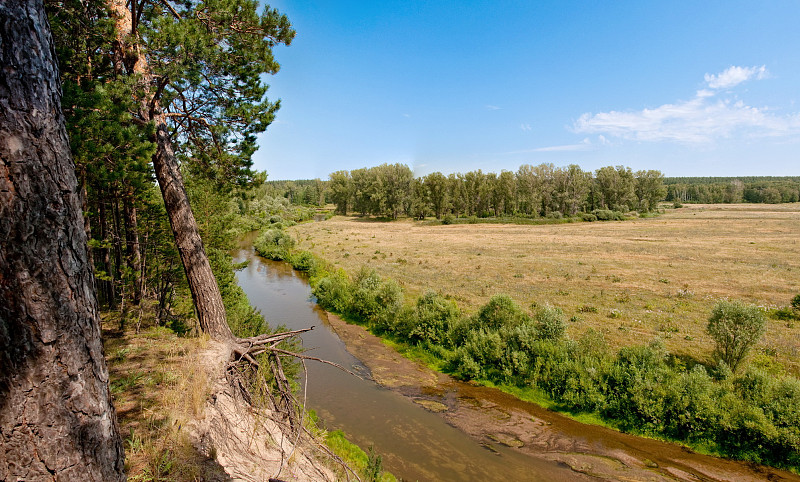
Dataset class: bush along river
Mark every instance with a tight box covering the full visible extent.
[233,237,799,481]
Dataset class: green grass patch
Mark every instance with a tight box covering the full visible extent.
[325,430,396,482]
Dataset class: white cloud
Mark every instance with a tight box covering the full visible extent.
[507,138,592,154]
[574,67,800,143]
[704,65,767,89]
[485,104,501,110]
[520,123,532,132]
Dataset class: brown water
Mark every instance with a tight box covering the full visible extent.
[234,243,587,480]
[234,237,799,481]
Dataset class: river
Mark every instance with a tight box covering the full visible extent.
[233,236,799,481]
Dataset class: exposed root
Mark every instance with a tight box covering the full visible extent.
[213,326,363,481]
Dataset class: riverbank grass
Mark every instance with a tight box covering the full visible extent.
[323,429,396,482]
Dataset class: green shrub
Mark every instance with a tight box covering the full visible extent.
[662,365,719,442]
[447,316,479,347]
[441,214,455,225]
[475,294,531,331]
[792,294,800,311]
[253,228,295,260]
[535,305,566,341]
[580,212,597,222]
[408,291,461,345]
[593,209,615,221]
[593,209,624,221]
[290,250,318,273]
[503,321,539,356]
[716,394,779,464]
[707,300,766,373]
[604,341,672,430]
[772,307,798,321]
[462,329,504,372]
[351,267,404,332]
[311,269,352,313]
[449,347,484,380]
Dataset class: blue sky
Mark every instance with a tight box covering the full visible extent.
[254,1,800,180]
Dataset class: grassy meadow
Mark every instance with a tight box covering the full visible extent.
[291,203,800,374]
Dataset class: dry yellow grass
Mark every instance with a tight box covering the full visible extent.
[291,203,800,373]
[103,316,227,481]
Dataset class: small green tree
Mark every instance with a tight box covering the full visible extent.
[535,305,566,341]
[706,300,766,373]
[791,294,800,312]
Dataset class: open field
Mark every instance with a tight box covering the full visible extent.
[291,203,800,373]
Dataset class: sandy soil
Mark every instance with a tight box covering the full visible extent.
[190,341,337,482]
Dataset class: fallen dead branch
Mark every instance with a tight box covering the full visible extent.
[224,326,363,481]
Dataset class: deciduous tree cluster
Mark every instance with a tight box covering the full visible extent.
[665,177,800,204]
[328,163,666,219]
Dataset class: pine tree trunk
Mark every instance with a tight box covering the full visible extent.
[98,195,116,308]
[111,190,127,327]
[122,182,142,305]
[152,117,233,341]
[0,1,125,479]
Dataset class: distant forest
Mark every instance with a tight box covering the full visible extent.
[663,176,800,204]
[265,168,799,218]
[270,164,666,220]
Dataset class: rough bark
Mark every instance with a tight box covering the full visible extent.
[122,182,141,305]
[0,0,125,479]
[152,118,232,340]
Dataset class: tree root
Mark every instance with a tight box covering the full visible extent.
[225,326,363,481]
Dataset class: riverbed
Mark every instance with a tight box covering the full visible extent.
[233,238,799,481]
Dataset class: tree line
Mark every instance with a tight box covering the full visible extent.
[327,163,667,219]
[664,177,800,204]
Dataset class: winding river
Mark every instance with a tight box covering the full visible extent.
[233,235,799,481]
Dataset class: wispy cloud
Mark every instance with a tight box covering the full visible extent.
[506,138,592,154]
[520,123,532,132]
[705,65,767,89]
[485,104,501,110]
[574,66,800,143]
